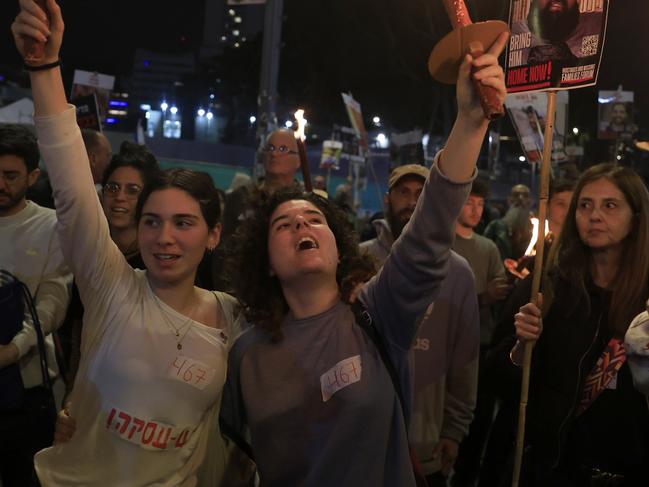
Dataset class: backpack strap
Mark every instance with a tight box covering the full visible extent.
[351,301,428,487]
[219,416,255,461]
[0,270,56,401]
[350,301,407,413]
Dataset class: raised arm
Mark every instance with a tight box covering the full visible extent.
[12,0,67,117]
[360,33,508,351]
[11,0,133,313]
[438,34,508,182]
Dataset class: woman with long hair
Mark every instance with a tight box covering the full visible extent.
[512,163,649,486]
[12,2,240,485]
[218,35,508,486]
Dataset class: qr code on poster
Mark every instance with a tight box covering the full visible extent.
[581,35,599,56]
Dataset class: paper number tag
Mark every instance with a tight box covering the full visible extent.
[168,356,215,390]
[320,355,362,402]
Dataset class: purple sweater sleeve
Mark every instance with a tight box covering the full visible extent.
[360,159,473,352]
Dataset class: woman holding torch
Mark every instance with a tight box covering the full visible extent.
[219,33,509,486]
[512,163,649,486]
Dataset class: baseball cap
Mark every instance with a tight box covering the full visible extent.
[388,164,429,190]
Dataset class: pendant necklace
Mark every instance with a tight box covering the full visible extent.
[158,304,195,350]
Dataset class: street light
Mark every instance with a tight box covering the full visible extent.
[372,116,381,125]
[206,112,214,120]
[249,115,256,124]
[572,127,579,135]
[285,120,293,128]
[197,108,206,117]
[519,155,526,162]
[376,133,389,148]
[170,106,178,115]
[160,102,168,112]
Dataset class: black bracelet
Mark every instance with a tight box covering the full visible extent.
[24,59,61,72]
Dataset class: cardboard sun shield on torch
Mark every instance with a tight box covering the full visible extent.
[428,0,509,120]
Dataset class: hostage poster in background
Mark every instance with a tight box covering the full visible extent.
[341,93,369,151]
[505,0,609,93]
[320,140,343,170]
[506,91,569,163]
[598,90,637,140]
[71,70,115,123]
[72,94,101,131]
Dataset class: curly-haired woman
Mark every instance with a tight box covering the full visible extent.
[219,35,509,486]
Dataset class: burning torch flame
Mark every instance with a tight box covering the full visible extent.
[294,109,306,141]
[524,217,550,256]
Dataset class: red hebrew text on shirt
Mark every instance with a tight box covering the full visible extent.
[105,406,197,451]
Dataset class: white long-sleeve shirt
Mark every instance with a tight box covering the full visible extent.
[33,106,240,486]
[0,200,71,387]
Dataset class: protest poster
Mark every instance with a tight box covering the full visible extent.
[505,0,609,93]
[72,94,102,132]
[320,140,343,170]
[71,69,115,123]
[341,92,369,151]
[505,90,569,163]
[598,90,636,140]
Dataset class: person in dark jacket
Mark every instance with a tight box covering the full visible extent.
[512,163,649,486]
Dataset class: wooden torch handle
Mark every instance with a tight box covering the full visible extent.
[469,42,505,121]
[297,139,313,192]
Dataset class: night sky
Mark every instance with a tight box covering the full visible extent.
[1,0,648,140]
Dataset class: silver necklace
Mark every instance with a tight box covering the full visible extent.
[158,303,195,350]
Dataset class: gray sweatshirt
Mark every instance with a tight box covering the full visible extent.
[220,162,472,486]
[361,220,479,475]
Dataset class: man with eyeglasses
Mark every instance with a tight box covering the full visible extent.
[221,128,302,241]
[207,129,303,290]
[0,124,72,485]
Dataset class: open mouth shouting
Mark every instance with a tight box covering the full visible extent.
[296,236,319,251]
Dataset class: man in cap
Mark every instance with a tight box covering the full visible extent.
[361,164,479,486]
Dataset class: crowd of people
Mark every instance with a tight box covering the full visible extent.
[2,1,649,487]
